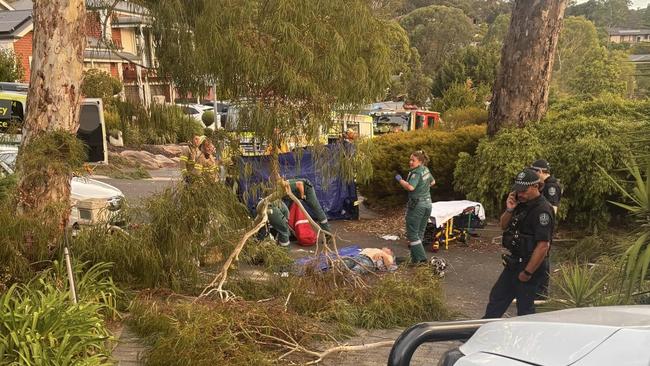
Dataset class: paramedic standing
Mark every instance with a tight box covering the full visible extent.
[395,150,435,264]
[483,168,554,318]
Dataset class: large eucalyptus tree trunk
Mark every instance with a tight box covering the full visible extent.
[487,0,567,137]
[15,0,86,228]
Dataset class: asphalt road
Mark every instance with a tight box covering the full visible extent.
[93,168,180,202]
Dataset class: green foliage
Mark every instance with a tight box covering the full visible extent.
[16,131,87,181]
[552,17,633,98]
[386,47,432,107]
[0,48,25,82]
[455,97,643,228]
[148,0,408,153]
[604,161,650,298]
[553,234,622,264]
[454,128,543,214]
[432,45,500,98]
[201,110,215,127]
[399,5,475,76]
[553,17,601,94]
[0,207,59,289]
[543,261,620,311]
[231,266,449,330]
[72,180,251,291]
[107,100,203,146]
[482,13,510,45]
[441,106,488,130]
[128,295,328,366]
[81,69,123,99]
[90,154,151,180]
[567,48,632,98]
[359,125,485,207]
[431,81,491,112]
[0,261,119,365]
[629,42,650,55]
[566,0,632,28]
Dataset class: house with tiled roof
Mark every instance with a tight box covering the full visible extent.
[608,28,650,43]
[0,0,174,105]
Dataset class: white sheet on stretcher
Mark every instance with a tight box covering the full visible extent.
[429,200,486,228]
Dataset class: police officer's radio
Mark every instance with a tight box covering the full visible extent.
[501,209,534,269]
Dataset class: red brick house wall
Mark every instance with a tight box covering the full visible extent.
[110,63,118,77]
[111,28,122,48]
[13,31,33,82]
[85,12,102,39]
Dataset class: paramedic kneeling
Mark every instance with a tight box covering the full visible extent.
[483,168,554,318]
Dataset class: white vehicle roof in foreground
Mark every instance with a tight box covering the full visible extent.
[459,306,650,366]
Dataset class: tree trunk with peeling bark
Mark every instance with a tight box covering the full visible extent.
[15,0,86,228]
[487,0,567,137]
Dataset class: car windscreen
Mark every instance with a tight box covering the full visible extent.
[78,104,105,163]
[0,99,24,134]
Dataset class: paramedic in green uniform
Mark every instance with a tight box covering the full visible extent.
[267,200,290,247]
[287,178,331,231]
[395,150,435,263]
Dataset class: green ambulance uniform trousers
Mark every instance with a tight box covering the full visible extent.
[267,201,290,246]
[289,179,330,231]
[406,198,432,263]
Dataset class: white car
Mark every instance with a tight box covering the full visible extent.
[390,306,650,366]
[0,146,124,228]
[180,103,215,130]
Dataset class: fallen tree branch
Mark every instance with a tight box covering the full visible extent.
[304,341,395,365]
[198,194,276,301]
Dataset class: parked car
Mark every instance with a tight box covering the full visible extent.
[0,146,124,228]
[179,103,215,130]
[389,306,650,366]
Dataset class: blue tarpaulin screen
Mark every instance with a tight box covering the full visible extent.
[236,145,358,220]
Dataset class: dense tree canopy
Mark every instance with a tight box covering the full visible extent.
[432,45,500,98]
[552,16,632,98]
[566,0,632,27]
[144,0,410,183]
[399,5,475,76]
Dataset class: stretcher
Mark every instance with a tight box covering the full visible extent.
[425,200,486,251]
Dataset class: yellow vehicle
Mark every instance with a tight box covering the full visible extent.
[0,91,108,164]
[0,91,26,141]
[326,114,373,143]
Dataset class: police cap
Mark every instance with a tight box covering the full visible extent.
[530,159,550,172]
[512,168,541,192]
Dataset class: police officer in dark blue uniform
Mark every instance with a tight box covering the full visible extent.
[530,159,561,299]
[483,168,555,318]
[530,159,562,214]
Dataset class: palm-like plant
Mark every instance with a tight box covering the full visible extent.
[603,161,650,299]
[543,263,614,310]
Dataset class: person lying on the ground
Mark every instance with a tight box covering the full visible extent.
[343,247,397,274]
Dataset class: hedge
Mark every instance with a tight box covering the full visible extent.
[454,110,642,229]
[359,125,485,207]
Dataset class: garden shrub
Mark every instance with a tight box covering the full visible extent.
[82,69,122,99]
[442,106,487,130]
[453,100,639,229]
[453,128,543,215]
[202,110,216,127]
[359,125,485,207]
[0,261,119,365]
